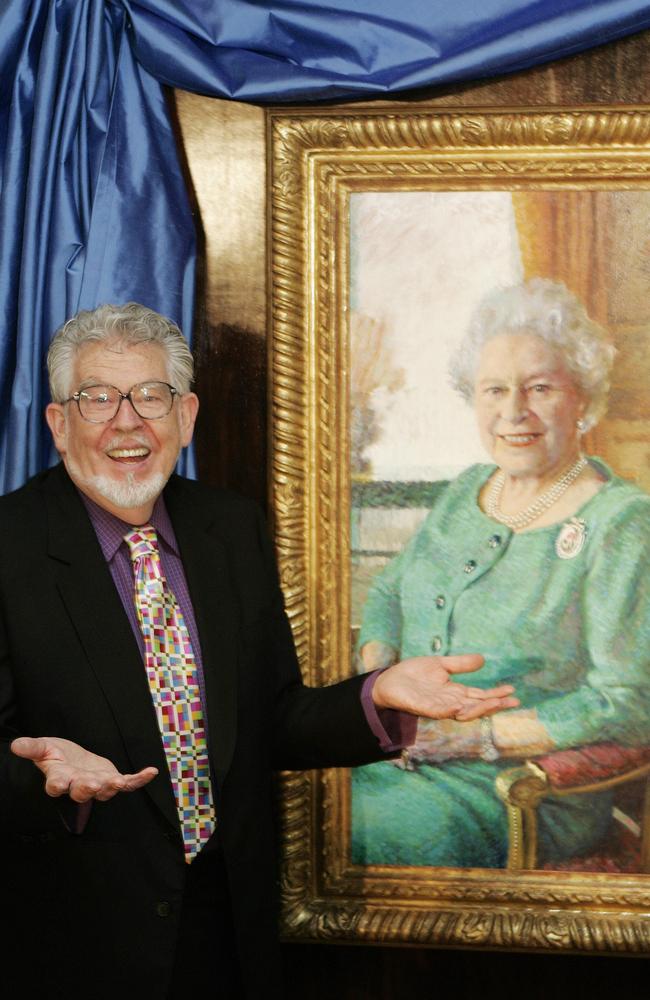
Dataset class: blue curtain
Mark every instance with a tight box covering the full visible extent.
[2,1,650,491]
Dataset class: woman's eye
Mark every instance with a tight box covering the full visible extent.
[485,386,503,396]
[530,384,550,393]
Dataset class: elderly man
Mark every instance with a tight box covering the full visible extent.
[0,303,515,998]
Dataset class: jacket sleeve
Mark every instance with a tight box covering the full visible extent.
[536,498,650,748]
[0,610,68,835]
[356,544,408,656]
[249,507,389,769]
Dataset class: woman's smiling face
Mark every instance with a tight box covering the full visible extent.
[473,332,586,482]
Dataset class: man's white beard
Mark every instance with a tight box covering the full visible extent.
[65,429,174,515]
[82,470,167,513]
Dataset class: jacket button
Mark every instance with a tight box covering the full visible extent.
[488,534,502,548]
[431,636,442,652]
[435,594,446,609]
[464,560,477,573]
[156,901,172,918]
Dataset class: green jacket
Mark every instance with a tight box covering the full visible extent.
[352,459,650,868]
[359,459,650,749]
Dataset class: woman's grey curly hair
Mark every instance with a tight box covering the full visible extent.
[449,278,616,431]
[47,302,194,401]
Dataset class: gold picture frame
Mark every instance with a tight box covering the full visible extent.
[268,106,650,953]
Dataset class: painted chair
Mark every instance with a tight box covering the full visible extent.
[495,744,650,872]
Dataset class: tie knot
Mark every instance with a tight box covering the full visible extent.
[124,525,159,561]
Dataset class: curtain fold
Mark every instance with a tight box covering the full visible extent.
[1,0,197,484]
[125,1,650,99]
[2,0,650,491]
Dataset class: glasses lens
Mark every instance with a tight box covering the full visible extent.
[78,385,119,422]
[131,382,174,419]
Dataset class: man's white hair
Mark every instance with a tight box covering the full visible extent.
[47,302,194,401]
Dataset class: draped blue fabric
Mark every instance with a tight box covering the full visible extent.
[2,0,650,491]
[1,0,196,483]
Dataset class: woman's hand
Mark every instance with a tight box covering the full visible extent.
[360,640,398,671]
[406,709,557,765]
[407,718,482,763]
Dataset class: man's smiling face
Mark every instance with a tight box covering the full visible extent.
[46,339,198,524]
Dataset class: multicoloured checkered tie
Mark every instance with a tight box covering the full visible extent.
[124,525,216,862]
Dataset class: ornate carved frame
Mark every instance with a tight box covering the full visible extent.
[268,106,650,953]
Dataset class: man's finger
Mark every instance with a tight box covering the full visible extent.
[121,767,159,792]
[455,696,520,721]
[10,736,51,761]
[92,777,131,802]
[93,769,157,801]
[68,781,100,802]
[69,788,94,803]
[437,654,485,675]
[73,767,158,801]
[44,772,76,797]
[457,684,516,700]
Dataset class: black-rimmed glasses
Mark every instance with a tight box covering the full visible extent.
[63,381,179,423]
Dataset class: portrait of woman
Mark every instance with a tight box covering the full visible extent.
[351,277,650,869]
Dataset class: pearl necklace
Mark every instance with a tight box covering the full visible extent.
[485,455,588,530]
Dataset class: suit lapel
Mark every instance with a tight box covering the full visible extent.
[44,467,178,830]
[164,477,240,783]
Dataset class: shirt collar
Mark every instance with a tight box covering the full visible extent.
[79,488,180,561]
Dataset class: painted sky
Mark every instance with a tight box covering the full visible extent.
[350,191,523,481]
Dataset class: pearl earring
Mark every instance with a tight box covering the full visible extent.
[576,418,587,433]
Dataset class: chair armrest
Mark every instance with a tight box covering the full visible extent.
[495,761,549,809]
[495,762,550,869]
[533,744,650,794]
[495,747,650,870]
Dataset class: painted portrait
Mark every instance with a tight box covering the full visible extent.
[349,189,650,873]
[270,107,650,950]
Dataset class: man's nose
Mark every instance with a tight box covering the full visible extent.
[111,395,144,429]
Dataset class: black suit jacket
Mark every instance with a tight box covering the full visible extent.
[0,464,382,997]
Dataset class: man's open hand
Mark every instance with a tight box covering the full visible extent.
[372,654,519,721]
[11,736,158,803]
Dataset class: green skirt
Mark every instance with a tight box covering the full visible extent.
[351,759,613,868]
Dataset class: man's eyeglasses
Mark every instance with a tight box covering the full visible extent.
[63,381,179,423]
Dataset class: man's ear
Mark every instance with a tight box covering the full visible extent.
[45,403,67,456]
[178,392,199,448]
